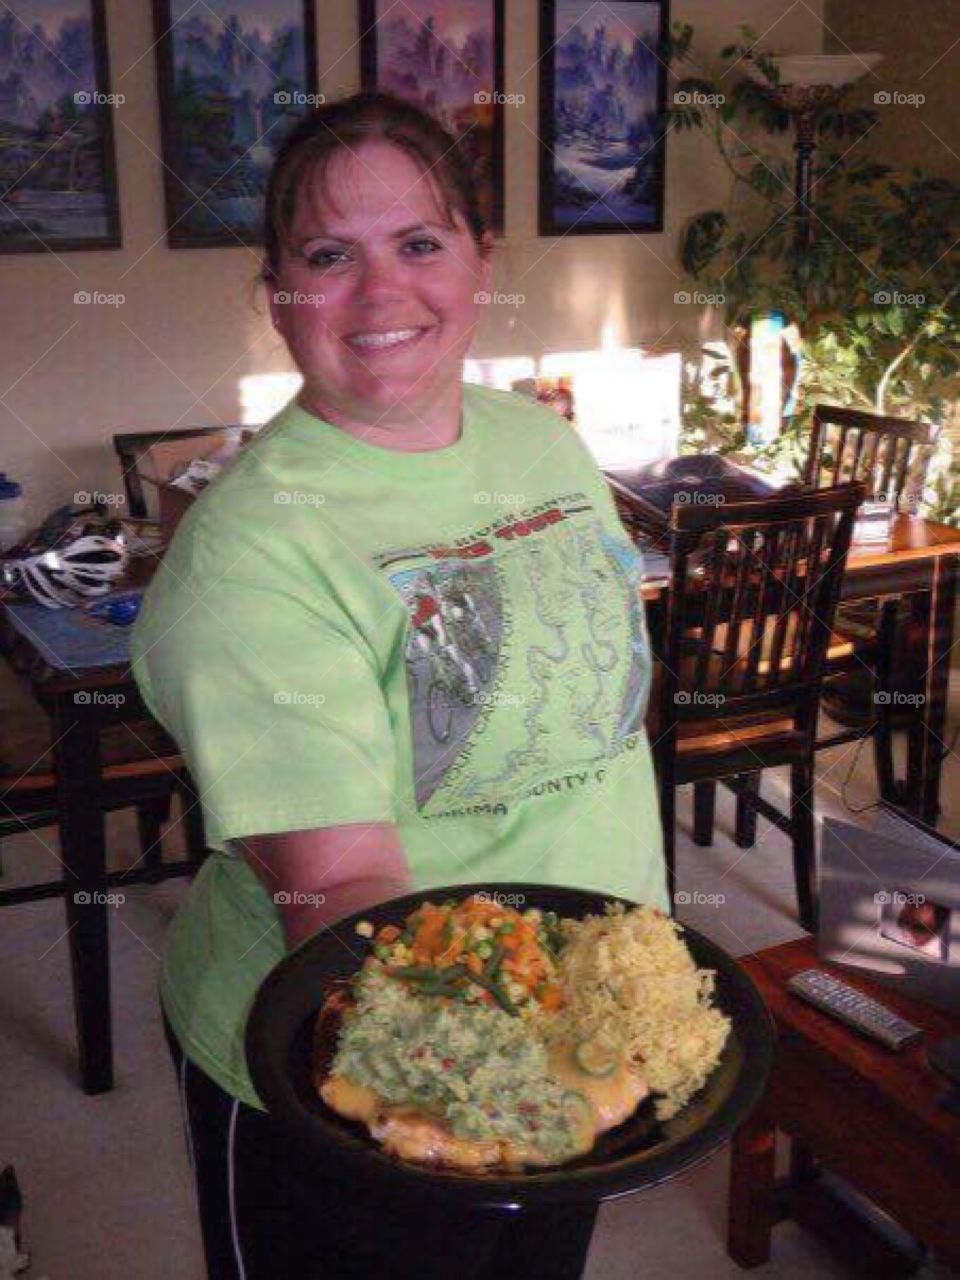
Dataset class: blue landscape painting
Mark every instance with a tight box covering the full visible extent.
[159,0,313,246]
[0,0,120,252]
[546,0,665,233]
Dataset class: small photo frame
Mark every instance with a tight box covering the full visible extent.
[878,890,951,963]
[0,0,121,254]
[538,0,669,236]
[153,0,319,248]
[359,0,505,235]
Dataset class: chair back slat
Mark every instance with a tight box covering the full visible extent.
[659,484,864,736]
[806,405,936,512]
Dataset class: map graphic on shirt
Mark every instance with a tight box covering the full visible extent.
[375,492,651,812]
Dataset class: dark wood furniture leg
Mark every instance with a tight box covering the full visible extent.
[53,692,113,1094]
[917,553,958,823]
[735,772,761,847]
[728,1105,778,1268]
[693,781,716,846]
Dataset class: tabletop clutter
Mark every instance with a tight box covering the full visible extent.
[0,427,255,612]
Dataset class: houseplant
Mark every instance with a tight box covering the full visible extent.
[667,25,960,519]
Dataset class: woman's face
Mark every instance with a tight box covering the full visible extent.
[269,139,492,429]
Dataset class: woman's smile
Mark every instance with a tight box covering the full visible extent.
[343,325,434,355]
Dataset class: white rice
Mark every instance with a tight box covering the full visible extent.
[541,904,731,1119]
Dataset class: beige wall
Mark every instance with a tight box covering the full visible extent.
[824,0,959,183]
[1,0,825,524]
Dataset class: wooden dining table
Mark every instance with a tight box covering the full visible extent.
[1,514,958,1095]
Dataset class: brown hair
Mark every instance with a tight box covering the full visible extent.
[261,91,488,282]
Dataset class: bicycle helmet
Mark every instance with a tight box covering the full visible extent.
[0,507,128,609]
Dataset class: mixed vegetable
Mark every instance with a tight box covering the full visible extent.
[355,895,568,1018]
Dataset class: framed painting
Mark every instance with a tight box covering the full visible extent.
[0,0,121,254]
[153,0,319,248]
[360,0,505,235]
[538,0,668,236]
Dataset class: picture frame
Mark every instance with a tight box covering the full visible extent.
[819,808,960,1016]
[153,0,319,248]
[359,0,505,235]
[538,0,669,237]
[0,0,121,254]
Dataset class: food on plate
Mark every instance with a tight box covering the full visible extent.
[314,895,729,1171]
[540,903,732,1119]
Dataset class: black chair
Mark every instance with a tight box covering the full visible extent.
[805,404,939,803]
[647,483,864,931]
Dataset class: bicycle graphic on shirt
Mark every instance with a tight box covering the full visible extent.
[405,577,495,743]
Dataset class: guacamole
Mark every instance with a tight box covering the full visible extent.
[331,965,588,1161]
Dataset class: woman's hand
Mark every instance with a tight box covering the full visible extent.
[236,823,412,950]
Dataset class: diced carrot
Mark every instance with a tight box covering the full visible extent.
[536,983,565,1011]
[376,924,401,944]
[412,908,450,961]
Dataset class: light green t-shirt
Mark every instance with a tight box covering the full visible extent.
[132,383,667,1108]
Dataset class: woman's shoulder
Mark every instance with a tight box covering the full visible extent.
[463,381,572,438]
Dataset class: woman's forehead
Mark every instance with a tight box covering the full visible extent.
[290,140,454,239]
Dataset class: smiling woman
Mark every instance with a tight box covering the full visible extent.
[263,95,493,451]
[132,90,667,1280]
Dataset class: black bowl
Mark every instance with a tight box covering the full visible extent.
[245,883,774,1208]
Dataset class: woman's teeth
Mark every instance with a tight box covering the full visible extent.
[348,328,423,350]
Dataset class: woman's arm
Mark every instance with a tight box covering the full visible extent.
[235,823,413,950]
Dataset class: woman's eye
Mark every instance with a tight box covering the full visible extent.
[404,237,443,256]
[306,248,349,269]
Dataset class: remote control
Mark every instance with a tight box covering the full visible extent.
[787,969,924,1050]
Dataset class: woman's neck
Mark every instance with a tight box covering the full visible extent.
[297,386,463,453]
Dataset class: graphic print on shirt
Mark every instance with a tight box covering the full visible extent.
[374,494,651,813]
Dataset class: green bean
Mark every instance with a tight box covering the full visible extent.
[449,962,519,1017]
[484,941,505,978]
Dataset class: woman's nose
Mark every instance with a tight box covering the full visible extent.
[355,251,405,301]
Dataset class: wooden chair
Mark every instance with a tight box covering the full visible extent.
[113,426,231,518]
[0,701,208,907]
[648,482,864,931]
[803,404,935,505]
[804,404,938,803]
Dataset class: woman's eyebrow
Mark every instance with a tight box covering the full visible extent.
[297,220,450,248]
